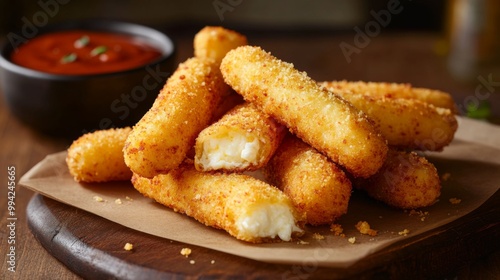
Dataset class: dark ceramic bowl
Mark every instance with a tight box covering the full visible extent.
[0,19,175,138]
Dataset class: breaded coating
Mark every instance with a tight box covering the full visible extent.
[123,57,229,178]
[194,26,248,65]
[195,103,285,172]
[321,80,457,113]
[210,92,245,123]
[221,46,388,178]
[264,135,352,225]
[356,149,441,209]
[131,161,304,243]
[318,90,458,151]
[66,127,132,182]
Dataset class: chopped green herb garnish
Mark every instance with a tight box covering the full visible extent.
[74,35,90,48]
[90,46,108,56]
[61,53,77,64]
[466,100,491,119]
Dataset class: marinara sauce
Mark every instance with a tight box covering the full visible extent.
[11,30,163,75]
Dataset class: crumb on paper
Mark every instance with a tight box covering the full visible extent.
[189,260,195,264]
[348,237,356,244]
[115,198,122,205]
[180,247,192,257]
[449,197,462,204]
[211,260,215,264]
[398,229,410,236]
[125,196,133,201]
[355,221,378,236]
[409,210,429,219]
[93,196,104,202]
[441,172,451,181]
[124,243,133,251]
[330,224,344,237]
[312,233,325,240]
[297,240,309,245]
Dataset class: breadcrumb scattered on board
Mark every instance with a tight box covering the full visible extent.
[449,197,462,204]
[124,243,133,251]
[409,210,429,221]
[211,260,215,264]
[348,237,356,244]
[93,196,104,202]
[398,229,410,236]
[330,224,345,237]
[115,198,122,205]
[355,221,378,236]
[441,172,451,181]
[189,260,196,264]
[180,248,192,257]
[297,240,310,245]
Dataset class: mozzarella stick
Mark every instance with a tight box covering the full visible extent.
[221,46,388,178]
[317,90,458,151]
[195,103,285,172]
[124,57,229,178]
[210,91,245,123]
[194,26,248,65]
[66,127,132,182]
[131,161,304,243]
[356,149,441,209]
[321,80,457,113]
[264,135,352,225]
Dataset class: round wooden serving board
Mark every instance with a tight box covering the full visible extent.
[27,192,499,279]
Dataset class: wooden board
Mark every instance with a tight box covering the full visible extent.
[26,192,499,279]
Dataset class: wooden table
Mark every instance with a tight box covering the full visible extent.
[1,28,499,279]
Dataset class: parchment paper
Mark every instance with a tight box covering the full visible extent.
[19,116,500,268]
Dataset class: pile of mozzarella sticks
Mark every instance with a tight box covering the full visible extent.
[66,27,458,243]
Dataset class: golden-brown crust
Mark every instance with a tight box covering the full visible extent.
[131,161,304,243]
[123,57,229,178]
[66,127,132,182]
[264,135,352,225]
[355,149,441,209]
[221,46,388,178]
[194,26,248,65]
[318,89,458,151]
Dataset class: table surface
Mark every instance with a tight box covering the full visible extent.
[1,28,499,279]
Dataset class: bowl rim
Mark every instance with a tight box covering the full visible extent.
[0,19,175,81]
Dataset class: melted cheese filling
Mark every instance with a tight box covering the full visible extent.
[236,203,302,241]
[199,131,260,169]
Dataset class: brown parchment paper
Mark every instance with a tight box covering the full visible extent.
[19,116,500,268]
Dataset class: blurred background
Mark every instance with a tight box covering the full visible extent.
[1,0,499,121]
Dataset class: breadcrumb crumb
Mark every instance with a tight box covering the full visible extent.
[93,196,104,202]
[211,260,215,264]
[398,229,410,236]
[312,233,325,240]
[355,221,378,236]
[180,248,192,257]
[449,197,461,204]
[409,210,429,219]
[297,240,310,245]
[125,196,133,201]
[115,198,122,205]
[189,260,195,264]
[124,243,133,251]
[348,237,356,244]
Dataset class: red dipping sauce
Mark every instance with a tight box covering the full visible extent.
[10,30,163,75]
